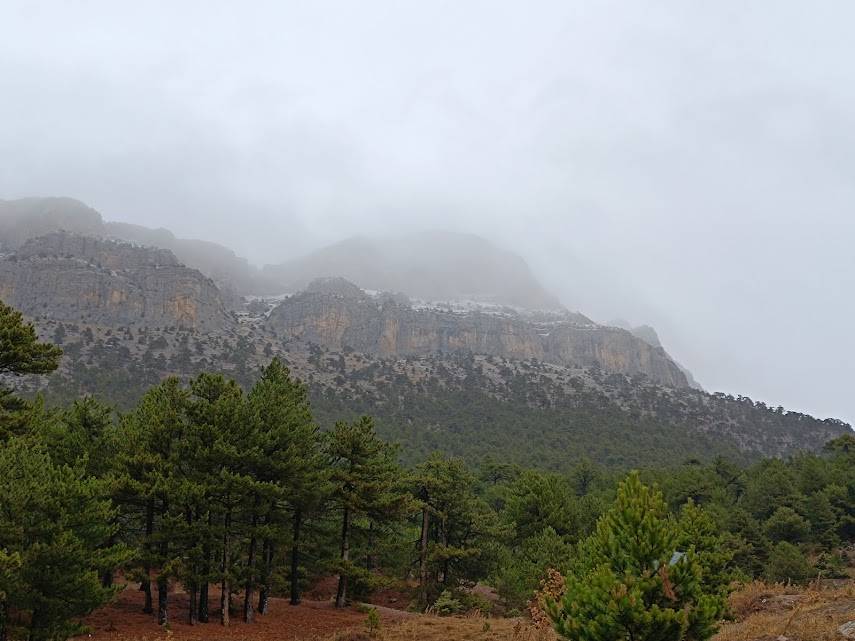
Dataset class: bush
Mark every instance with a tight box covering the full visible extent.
[458,590,493,615]
[814,551,848,578]
[432,590,464,616]
[763,542,813,584]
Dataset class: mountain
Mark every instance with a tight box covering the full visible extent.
[266,278,688,388]
[610,320,704,390]
[262,232,564,310]
[0,199,563,311]
[1,198,848,465]
[20,305,848,469]
[0,197,266,297]
[0,233,844,467]
[0,232,231,330]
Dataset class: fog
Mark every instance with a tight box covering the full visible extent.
[2,1,854,424]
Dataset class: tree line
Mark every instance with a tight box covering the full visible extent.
[0,299,853,641]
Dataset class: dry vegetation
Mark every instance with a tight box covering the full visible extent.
[320,581,855,641]
[713,580,855,641]
[325,613,554,641]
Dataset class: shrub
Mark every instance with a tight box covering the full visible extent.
[763,542,813,584]
[432,590,464,616]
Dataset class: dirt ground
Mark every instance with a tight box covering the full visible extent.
[78,582,412,641]
[77,580,855,641]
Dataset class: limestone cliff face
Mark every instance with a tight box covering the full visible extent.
[0,232,232,330]
[266,286,690,387]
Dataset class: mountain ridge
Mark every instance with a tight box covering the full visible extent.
[0,232,845,467]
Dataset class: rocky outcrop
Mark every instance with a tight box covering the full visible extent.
[0,232,232,330]
[266,280,690,387]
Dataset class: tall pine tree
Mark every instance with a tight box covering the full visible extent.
[327,416,407,608]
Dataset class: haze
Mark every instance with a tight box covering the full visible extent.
[1,1,853,425]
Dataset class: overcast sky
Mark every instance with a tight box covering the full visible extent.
[2,1,854,425]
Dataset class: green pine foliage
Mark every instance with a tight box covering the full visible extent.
[326,416,409,607]
[412,454,503,607]
[0,438,128,641]
[763,542,813,584]
[547,474,723,641]
[0,300,62,377]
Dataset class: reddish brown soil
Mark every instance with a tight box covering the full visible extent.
[78,582,411,641]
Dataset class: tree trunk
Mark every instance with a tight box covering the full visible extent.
[243,499,258,623]
[27,608,38,641]
[188,581,198,625]
[366,520,375,571]
[198,581,209,624]
[142,499,154,614]
[187,509,197,625]
[157,498,169,626]
[101,531,116,587]
[0,598,7,641]
[441,518,449,586]
[199,511,213,623]
[157,576,168,626]
[220,508,231,626]
[258,536,273,614]
[335,507,350,608]
[289,509,303,605]
[418,505,430,606]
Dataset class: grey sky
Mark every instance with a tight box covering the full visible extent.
[2,1,854,424]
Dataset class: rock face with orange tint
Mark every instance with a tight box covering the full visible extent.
[266,278,690,388]
[0,232,231,330]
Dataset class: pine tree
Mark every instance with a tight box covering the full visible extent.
[113,377,190,625]
[675,500,735,618]
[504,470,579,541]
[239,359,323,621]
[0,301,62,440]
[547,473,723,641]
[327,416,407,608]
[242,360,330,611]
[185,372,245,624]
[0,300,62,377]
[412,454,500,608]
[0,438,127,641]
[191,374,248,627]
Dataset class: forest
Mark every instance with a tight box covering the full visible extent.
[1,299,854,641]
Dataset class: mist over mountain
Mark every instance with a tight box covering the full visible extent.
[0,198,566,313]
[262,231,564,310]
[0,197,263,296]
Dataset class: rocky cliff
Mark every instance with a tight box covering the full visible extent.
[0,232,232,330]
[265,279,689,387]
